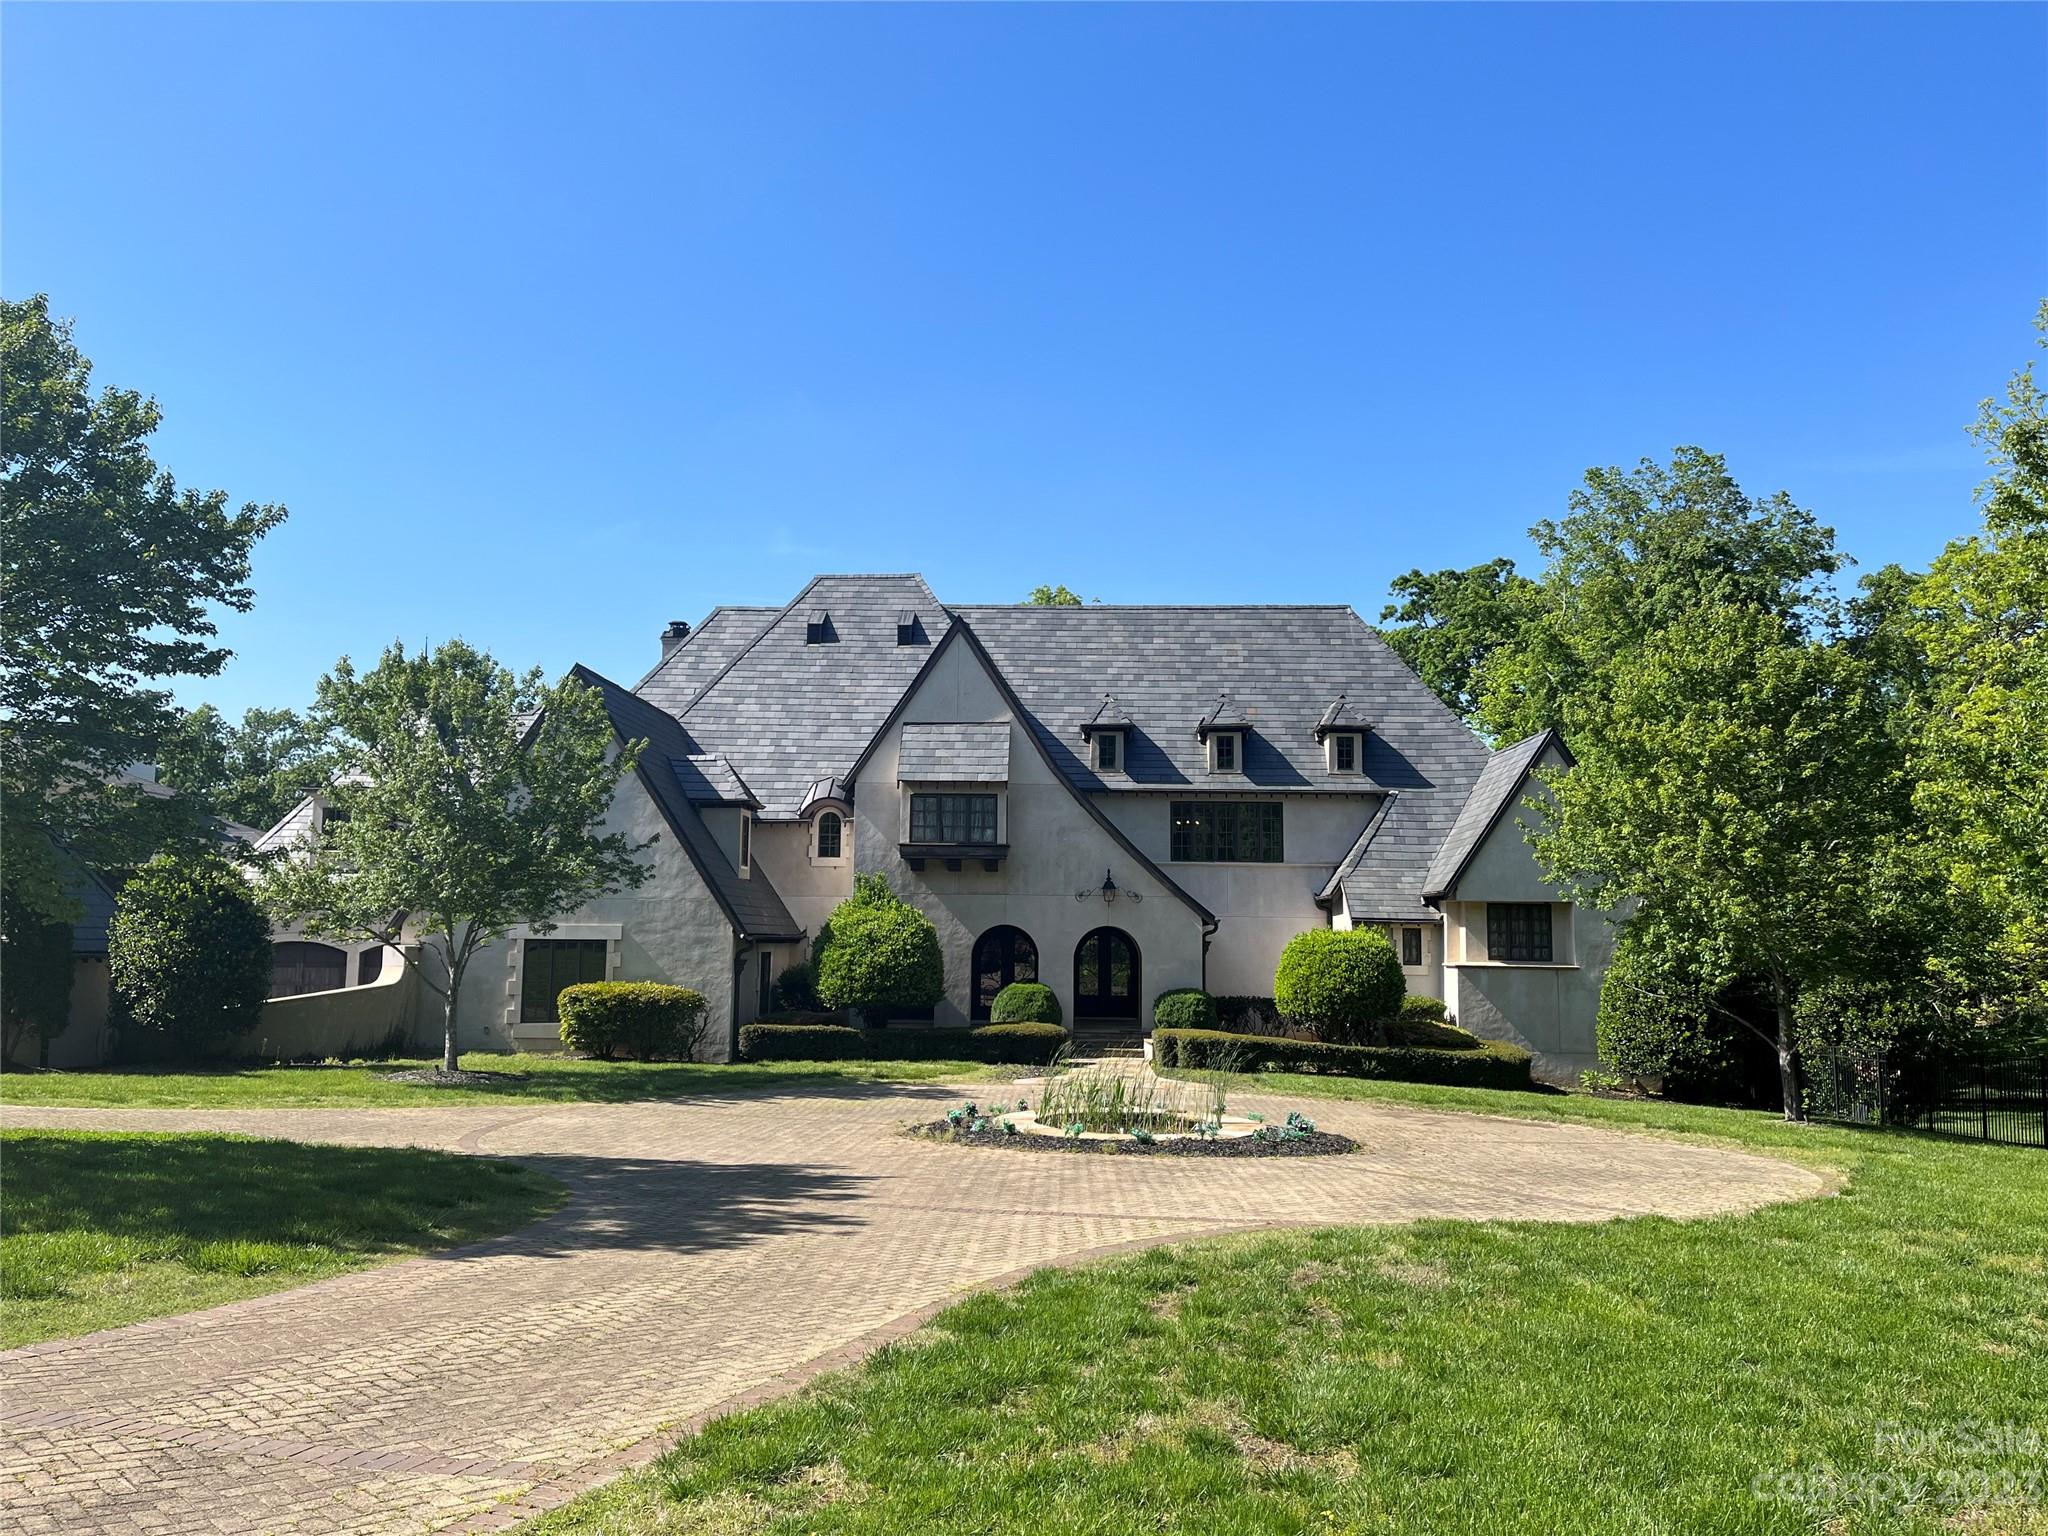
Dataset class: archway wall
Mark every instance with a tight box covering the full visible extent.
[850,633,1206,1029]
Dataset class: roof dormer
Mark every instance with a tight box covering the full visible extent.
[1195,693,1251,775]
[1313,696,1371,775]
[1080,693,1133,775]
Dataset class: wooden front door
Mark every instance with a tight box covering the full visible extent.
[1073,927,1140,1021]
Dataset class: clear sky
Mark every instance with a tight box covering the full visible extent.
[6,3,2044,717]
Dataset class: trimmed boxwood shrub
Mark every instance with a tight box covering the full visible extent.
[813,874,944,1024]
[1213,995,1285,1035]
[1153,1027,1533,1089]
[1152,988,1219,1032]
[557,982,709,1061]
[739,1020,1069,1065]
[773,961,820,1012]
[108,853,273,1059]
[990,981,1062,1026]
[1273,928,1405,1045]
[1380,993,1478,1050]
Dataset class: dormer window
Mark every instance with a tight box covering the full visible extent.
[896,611,924,646]
[814,810,844,861]
[1094,731,1123,773]
[1209,731,1241,773]
[738,811,752,874]
[1328,732,1362,774]
[805,612,835,645]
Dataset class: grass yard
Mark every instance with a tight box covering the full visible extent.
[0,1054,994,1109]
[526,1077,2047,1536]
[0,1130,560,1347]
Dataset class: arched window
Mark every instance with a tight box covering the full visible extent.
[816,810,843,860]
[971,926,1038,1021]
[270,941,348,999]
[1073,928,1141,1021]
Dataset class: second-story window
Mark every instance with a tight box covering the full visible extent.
[739,811,751,872]
[816,810,842,859]
[910,793,997,844]
[1096,732,1120,772]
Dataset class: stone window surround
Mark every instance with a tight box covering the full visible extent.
[504,923,623,1034]
[1205,730,1243,774]
[1325,731,1364,775]
[810,808,850,865]
[1443,901,1579,969]
[1093,730,1125,774]
[900,783,1006,846]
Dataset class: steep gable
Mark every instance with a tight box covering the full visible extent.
[1421,728,1567,902]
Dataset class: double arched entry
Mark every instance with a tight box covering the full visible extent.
[970,925,1143,1022]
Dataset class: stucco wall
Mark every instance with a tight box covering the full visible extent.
[749,820,845,952]
[232,946,426,1061]
[852,639,1207,1026]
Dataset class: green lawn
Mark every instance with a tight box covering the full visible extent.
[0,1054,993,1109]
[526,1077,2047,1536]
[1,1130,561,1347]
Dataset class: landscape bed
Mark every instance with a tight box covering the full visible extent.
[913,1115,1357,1157]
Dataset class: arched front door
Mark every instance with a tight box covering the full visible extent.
[1073,927,1141,1021]
[971,926,1038,1021]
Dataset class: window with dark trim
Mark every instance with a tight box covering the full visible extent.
[1401,926,1423,967]
[739,812,751,871]
[815,811,842,859]
[521,938,608,1023]
[909,793,997,844]
[1212,733,1238,772]
[1334,735,1357,773]
[1169,801,1283,862]
[1485,903,1553,963]
[1096,732,1120,772]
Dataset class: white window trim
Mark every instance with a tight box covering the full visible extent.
[1327,732,1364,775]
[738,810,752,878]
[1207,731,1243,774]
[504,925,623,1033]
[1093,731,1126,774]
[811,809,850,865]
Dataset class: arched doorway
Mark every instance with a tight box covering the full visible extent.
[971,925,1038,1021]
[1073,927,1141,1022]
[270,941,348,998]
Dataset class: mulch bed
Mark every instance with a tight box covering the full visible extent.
[911,1120,1358,1157]
[377,1068,526,1087]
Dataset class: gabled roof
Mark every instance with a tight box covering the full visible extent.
[1079,694,1133,737]
[1421,728,1568,902]
[899,723,1010,783]
[572,664,802,941]
[951,604,1489,797]
[634,606,780,709]
[1313,695,1371,740]
[1195,692,1252,739]
[671,755,761,809]
[654,576,953,818]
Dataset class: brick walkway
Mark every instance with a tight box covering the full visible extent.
[0,1084,1824,1534]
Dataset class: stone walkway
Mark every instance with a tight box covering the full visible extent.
[0,1083,1825,1535]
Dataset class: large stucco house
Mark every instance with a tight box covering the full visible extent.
[258,574,1615,1083]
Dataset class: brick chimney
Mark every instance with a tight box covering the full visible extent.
[660,619,690,660]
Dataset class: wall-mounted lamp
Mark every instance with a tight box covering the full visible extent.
[1075,868,1142,905]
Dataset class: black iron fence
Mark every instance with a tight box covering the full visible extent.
[1807,1049,2047,1149]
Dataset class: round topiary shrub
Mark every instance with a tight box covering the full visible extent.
[989,981,1061,1025]
[1152,987,1218,1032]
[557,981,709,1061]
[773,961,819,1013]
[108,852,273,1059]
[813,873,943,1025]
[1273,927,1404,1046]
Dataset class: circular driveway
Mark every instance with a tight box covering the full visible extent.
[0,1082,1824,1535]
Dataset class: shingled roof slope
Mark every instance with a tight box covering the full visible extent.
[666,575,953,818]
[571,665,801,940]
[952,605,1489,798]
[1421,728,1562,902]
[635,606,779,710]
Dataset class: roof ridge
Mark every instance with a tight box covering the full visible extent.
[674,575,828,718]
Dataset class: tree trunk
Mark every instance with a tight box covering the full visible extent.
[1773,977,1805,1123]
[442,935,462,1074]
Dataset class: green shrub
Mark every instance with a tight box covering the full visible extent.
[1152,988,1219,1032]
[738,1020,1069,1065]
[108,853,273,1059]
[1153,1027,1533,1089]
[738,1023,868,1061]
[1381,993,1478,1050]
[1213,995,1286,1034]
[557,982,709,1061]
[813,874,943,1024]
[1273,928,1404,1045]
[989,982,1061,1025]
[773,961,820,1013]
[1595,942,1728,1088]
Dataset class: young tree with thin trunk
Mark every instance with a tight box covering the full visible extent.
[260,641,653,1073]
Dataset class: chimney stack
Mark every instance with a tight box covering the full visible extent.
[660,619,691,660]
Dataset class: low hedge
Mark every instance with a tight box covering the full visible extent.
[990,982,1062,1026]
[1152,988,1219,1032]
[1152,1027,1533,1089]
[558,982,710,1061]
[739,1020,1069,1065]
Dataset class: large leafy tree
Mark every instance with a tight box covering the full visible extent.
[1,295,284,920]
[157,703,325,832]
[1026,584,1085,606]
[1377,557,1544,726]
[260,642,654,1072]
[1533,603,1904,1119]
[108,852,274,1060]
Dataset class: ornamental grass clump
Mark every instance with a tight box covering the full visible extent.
[1033,1062,1208,1135]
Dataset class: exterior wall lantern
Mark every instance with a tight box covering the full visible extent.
[1076,868,1141,905]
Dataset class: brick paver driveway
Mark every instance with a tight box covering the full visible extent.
[0,1082,1825,1535]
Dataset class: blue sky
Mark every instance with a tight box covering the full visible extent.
[6,4,2044,717]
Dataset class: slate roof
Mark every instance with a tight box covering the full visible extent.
[1314,696,1371,740]
[898,723,1010,783]
[572,665,801,941]
[1421,728,1562,902]
[951,604,1490,799]
[1196,692,1252,738]
[1081,694,1133,735]
[1326,781,1481,923]
[671,755,761,809]
[635,606,780,710]
[665,575,953,818]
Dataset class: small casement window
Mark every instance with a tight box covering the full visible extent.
[815,810,843,859]
[521,938,608,1023]
[909,792,998,844]
[1334,734,1358,773]
[1095,732,1121,773]
[1169,800,1283,862]
[1486,903,1553,964]
[1212,732,1238,772]
[1401,926,1423,967]
[739,812,752,872]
